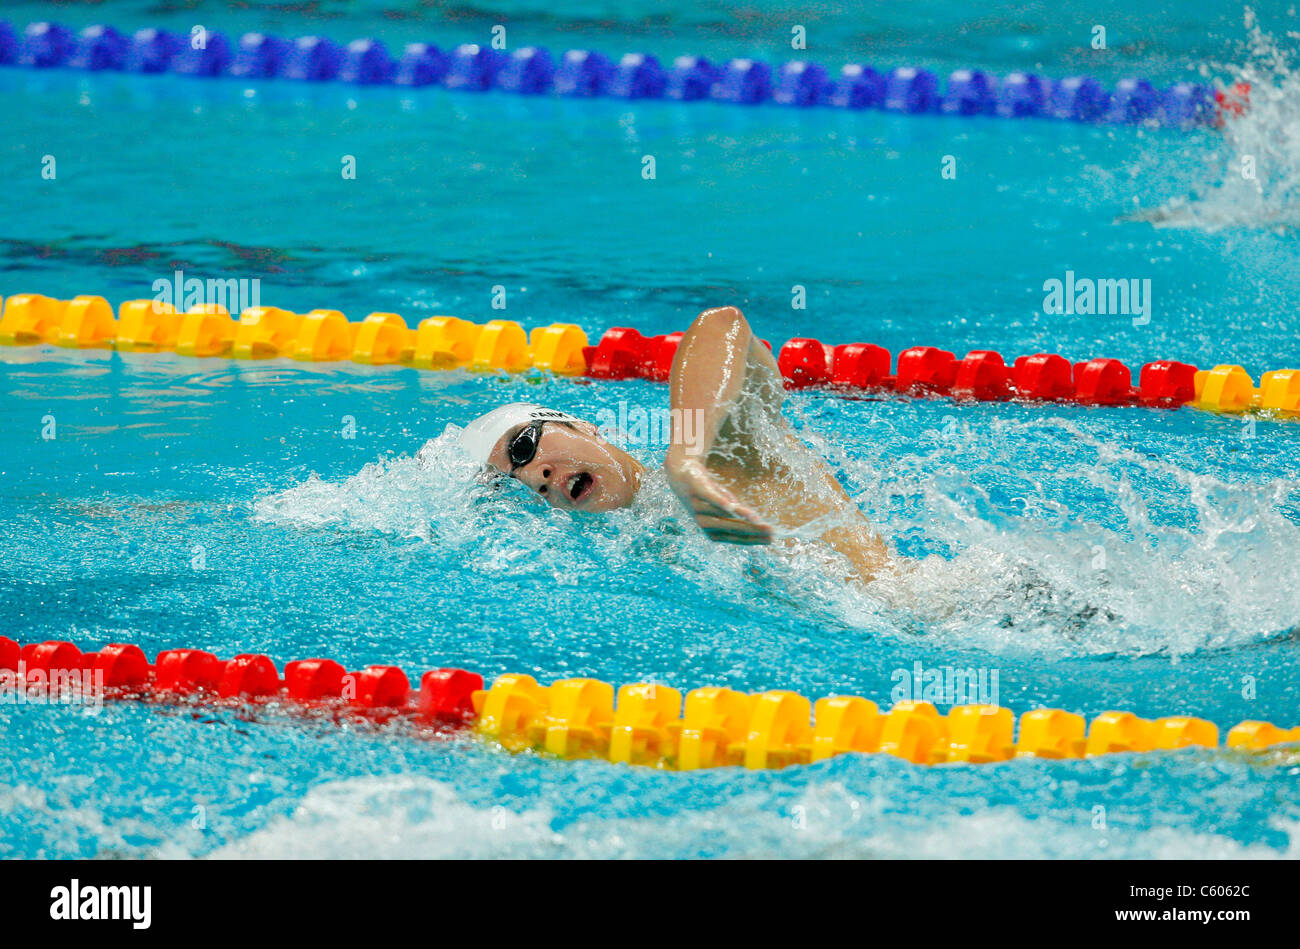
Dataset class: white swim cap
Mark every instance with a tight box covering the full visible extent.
[458,403,585,466]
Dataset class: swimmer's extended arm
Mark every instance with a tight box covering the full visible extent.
[665,306,893,581]
[665,306,779,545]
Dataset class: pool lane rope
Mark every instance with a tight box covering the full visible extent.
[2,637,1296,769]
[0,19,1249,128]
[2,291,1296,418]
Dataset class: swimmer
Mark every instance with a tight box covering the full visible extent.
[459,306,892,582]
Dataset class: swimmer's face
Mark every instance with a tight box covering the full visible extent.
[488,420,643,512]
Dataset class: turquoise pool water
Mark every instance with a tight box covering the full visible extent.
[2,1,1299,858]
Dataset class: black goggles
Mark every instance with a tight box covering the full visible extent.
[506,420,547,470]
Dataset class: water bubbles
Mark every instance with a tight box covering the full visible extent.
[253,400,1300,663]
[1140,11,1300,232]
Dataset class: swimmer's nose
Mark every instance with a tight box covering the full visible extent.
[517,464,559,500]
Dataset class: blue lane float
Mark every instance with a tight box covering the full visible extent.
[443,43,502,91]
[338,39,392,85]
[497,46,553,94]
[828,64,886,109]
[124,28,183,74]
[996,72,1048,117]
[395,43,448,87]
[173,30,231,77]
[1,18,1221,127]
[67,25,125,71]
[774,61,829,106]
[231,32,291,79]
[554,49,615,97]
[711,57,772,104]
[941,69,995,115]
[666,55,719,101]
[16,20,74,68]
[883,66,940,113]
[281,35,345,82]
[611,53,667,99]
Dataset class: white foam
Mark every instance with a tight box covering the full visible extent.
[837,413,1300,657]
[207,773,1294,859]
[1135,6,1300,232]
[251,409,1300,659]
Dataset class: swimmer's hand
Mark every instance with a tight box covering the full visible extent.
[666,456,774,545]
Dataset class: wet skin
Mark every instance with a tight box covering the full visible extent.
[486,418,644,513]
[484,306,891,582]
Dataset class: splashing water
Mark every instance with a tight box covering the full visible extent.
[1134,6,1300,231]
[856,417,1300,658]
[206,773,1297,860]
[6,2,1300,863]
[254,404,1300,661]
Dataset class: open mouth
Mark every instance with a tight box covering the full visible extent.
[567,471,594,503]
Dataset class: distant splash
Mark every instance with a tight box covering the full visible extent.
[1125,7,1300,232]
[253,410,1300,661]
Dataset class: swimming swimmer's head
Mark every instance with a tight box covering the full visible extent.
[460,403,644,512]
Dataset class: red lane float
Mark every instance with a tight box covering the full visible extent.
[1012,353,1074,401]
[418,668,485,722]
[91,644,151,688]
[2,638,482,732]
[582,327,650,380]
[1072,357,1139,406]
[780,339,895,390]
[581,328,681,382]
[592,327,1204,413]
[832,342,891,388]
[1138,360,1198,406]
[352,665,411,709]
[777,338,834,388]
[0,636,19,672]
[285,658,347,700]
[3,638,1296,771]
[953,351,1012,401]
[896,347,958,395]
[156,648,223,693]
[218,653,281,698]
[22,641,83,676]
